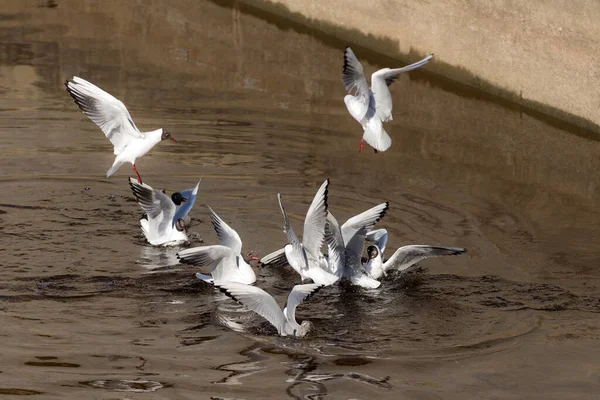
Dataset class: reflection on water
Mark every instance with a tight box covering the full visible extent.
[0,0,599,399]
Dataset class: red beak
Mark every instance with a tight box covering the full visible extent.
[169,137,177,143]
[249,255,261,261]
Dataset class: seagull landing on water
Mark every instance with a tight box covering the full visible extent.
[277,179,340,286]
[212,281,324,338]
[177,206,258,285]
[129,177,201,246]
[342,47,433,153]
[65,76,178,184]
[362,229,466,279]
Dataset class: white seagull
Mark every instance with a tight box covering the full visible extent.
[129,177,201,246]
[212,281,323,337]
[342,47,433,152]
[65,76,177,184]
[277,180,339,286]
[324,202,389,289]
[362,228,466,279]
[260,202,389,288]
[177,206,257,285]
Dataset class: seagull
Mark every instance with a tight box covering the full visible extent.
[342,47,433,152]
[211,281,323,337]
[129,177,201,246]
[362,228,467,279]
[260,202,389,289]
[324,203,389,289]
[277,179,339,286]
[65,76,177,184]
[177,206,257,284]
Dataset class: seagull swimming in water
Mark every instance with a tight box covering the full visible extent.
[177,206,258,285]
[342,47,433,152]
[260,202,389,289]
[211,281,324,338]
[324,203,389,289]
[362,229,467,279]
[277,179,339,286]
[129,177,201,246]
[65,76,177,183]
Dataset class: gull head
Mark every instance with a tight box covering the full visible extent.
[171,192,187,206]
[295,320,314,338]
[367,245,379,260]
[161,129,177,143]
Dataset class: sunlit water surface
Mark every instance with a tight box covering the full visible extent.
[1,1,599,399]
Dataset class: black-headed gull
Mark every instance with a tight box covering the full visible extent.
[324,203,389,289]
[212,281,323,337]
[177,206,257,284]
[363,228,466,279]
[260,202,388,288]
[129,177,201,246]
[342,47,433,152]
[65,76,177,184]
[277,180,339,286]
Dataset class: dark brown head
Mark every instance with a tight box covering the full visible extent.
[171,192,187,206]
[161,130,177,142]
[367,245,379,260]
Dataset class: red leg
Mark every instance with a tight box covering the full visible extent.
[358,138,364,152]
[132,164,142,184]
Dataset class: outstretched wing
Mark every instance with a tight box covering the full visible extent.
[213,281,286,334]
[302,179,329,258]
[177,245,233,268]
[371,54,433,122]
[343,202,389,273]
[277,193,306,269]
[366,229,388,255]
[173,179,201,227]
[129,177,175,235]
[259,247,288,269]
[206,205,242,254]
[383,245,466,273]
[65,76,145,155]
[324,212,345,277]
[283,283,323,325]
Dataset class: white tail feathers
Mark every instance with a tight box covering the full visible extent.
[106,160,124,177]
[363,118,392,152]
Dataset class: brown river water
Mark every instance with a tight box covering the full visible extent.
[1,1,600,399]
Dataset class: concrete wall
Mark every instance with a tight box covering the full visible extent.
[247,0,600,133]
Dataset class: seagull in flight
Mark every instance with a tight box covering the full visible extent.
[362,229,466,279]
[129,177,201,246]
[342,47,433,152]
[212,281,324,337]
[65,76,177,184]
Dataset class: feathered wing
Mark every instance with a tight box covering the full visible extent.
[371,54,433,122]
[213,281,286,334]
[342,203,389,275]
[65,76,145,155]
[283,283,323,326]
[259,248,288,268]
[177,245,234,269]
[129,178,176,237]
[383,245,466,273]
[173,179,201,226]
[206,205,242,254]
[277,193,306,269]
[366,229,388,255]
[302,179,329,258]
[324,212,345,278]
